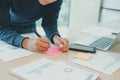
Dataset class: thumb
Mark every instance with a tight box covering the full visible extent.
[55,38,64,47]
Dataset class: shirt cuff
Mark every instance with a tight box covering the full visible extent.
[12,35,26,48]
[51,33,61,44]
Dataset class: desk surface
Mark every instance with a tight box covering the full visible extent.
[0,45,120,80]
[0,20,120,80]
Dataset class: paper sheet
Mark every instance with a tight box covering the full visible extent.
[72,51,120,75]
[82,25,119,36]
[0,41,34,62]
[11,58,98,80]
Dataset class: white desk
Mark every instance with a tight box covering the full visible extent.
[0,47,120,80]
[0,20,120,80]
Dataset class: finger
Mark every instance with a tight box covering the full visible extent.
[60,39,69,52]
[60,44,67,51]
[59,39,68,47]
[38,42,50,49]
[62,45,69,52]
[57,41,64,47]
[54,38,64,47]
[36,40,50,49]
[35,38,50,51]
[38,38,50,44]
[60,46,69,52]
[37,38,50,47]
[36,45,49,52]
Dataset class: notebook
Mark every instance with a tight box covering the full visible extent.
[10,58,99,80]
[75,33,119,51]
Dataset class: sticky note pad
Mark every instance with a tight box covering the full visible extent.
[74,52,93,61]
[44,47,62,56]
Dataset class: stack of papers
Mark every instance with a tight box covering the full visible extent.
[0,41,34,62]
[72,51,120,75]
[11,58,99,80]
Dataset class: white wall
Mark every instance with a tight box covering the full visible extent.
[68,0,101,43]
[69,0,101,28]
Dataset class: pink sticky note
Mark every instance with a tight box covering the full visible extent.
[44,47,62,56]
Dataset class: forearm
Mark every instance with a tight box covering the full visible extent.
[41,0,62,42]
[42,24,61,43]
[0,26,25,47]
[0,0,25,47]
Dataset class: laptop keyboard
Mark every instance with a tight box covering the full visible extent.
[89,37,114,50]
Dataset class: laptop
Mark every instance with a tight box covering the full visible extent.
[75,33,119,51]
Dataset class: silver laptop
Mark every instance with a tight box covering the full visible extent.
[75,33,119,51]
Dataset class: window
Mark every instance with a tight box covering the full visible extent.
[58,0,70,27]
[99,0,120,22]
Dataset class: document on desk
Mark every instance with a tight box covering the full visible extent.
[10,58,99,80]
[0,41,35,62]
[81,25,119,36]
[72,51,120,75]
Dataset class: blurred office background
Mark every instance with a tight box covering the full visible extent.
[36,0,70,27]
[99,0,120,22]
[36,0,120,30]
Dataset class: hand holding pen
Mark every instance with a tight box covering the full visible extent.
[22,30,69,52]
[34,30,69,52]
[22,30,50,52]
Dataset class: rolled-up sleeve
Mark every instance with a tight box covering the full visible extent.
[0,0,25,47]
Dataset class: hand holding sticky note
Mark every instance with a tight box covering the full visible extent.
[44,47,62,56]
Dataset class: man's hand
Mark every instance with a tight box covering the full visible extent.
[39,0,57,5]
[22,38,50,52]
[53,35,69,52]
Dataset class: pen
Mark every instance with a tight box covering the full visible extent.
[34,30,41,37]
